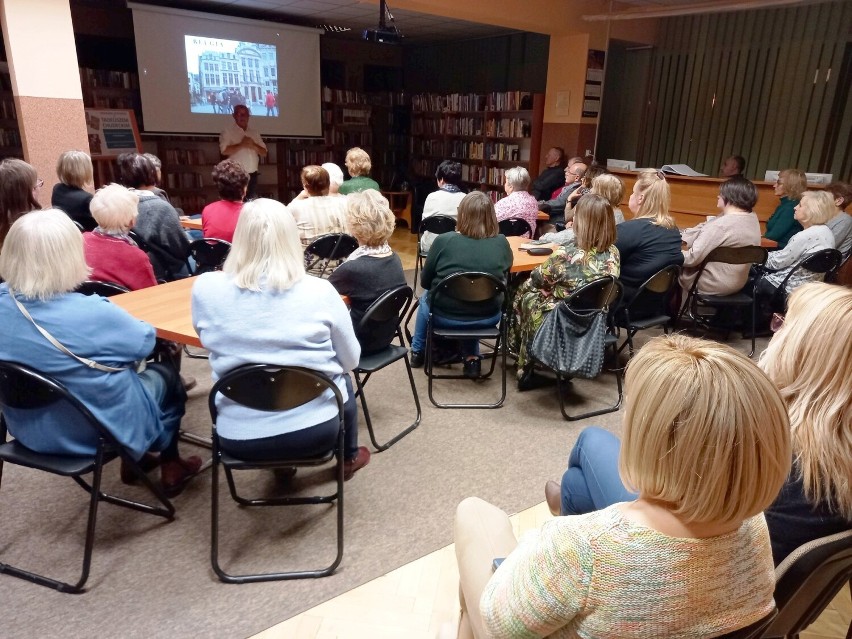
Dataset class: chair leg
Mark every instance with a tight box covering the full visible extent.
[355,358,421,452]
[560,346,624,421]
[748,297,757,358]
[183,344,208,360]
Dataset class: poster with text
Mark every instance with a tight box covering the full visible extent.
[85,109,142,158]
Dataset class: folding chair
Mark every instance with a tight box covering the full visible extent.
[189,238,231,275]
[767,248,843,312]
[304,233,359,278]
[425,272,508,409]
[352,285,421,451]
[614,265,680,358]
[498,217,534,238]
[75,280,130,297]
[412,214,456,293]
[0,361,175,593]
[677,245,768,357]
[208,364,345,583]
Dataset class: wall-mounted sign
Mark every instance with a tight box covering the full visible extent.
[85,109,142,158]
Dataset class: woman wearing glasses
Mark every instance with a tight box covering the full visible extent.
[764,168,807,249]
[0,158,41,251]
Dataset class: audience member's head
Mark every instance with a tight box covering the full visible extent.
[504,166,531,193]
[322,162,345,194]
[629,169,675,228]
[56,150,93,189]
[143,153,163,185]
[620,335,791,525]
[795,190,835,227]
[0,158,41,249]
[775,169,807,201]
[720,155,746,177]
[89,183,140,233]
[346,190,395,248]
[224,198,304,292]
[573,193,616,252]
[545,147,567,168]
[344,147,372,178]
[232,104,250,130]
[719,176,758,212]
[580,164,606,189]
[435,160,463,187]
[0,209,90,300]
[456,191,498,240]
[759,282,852,520]
[590,173,625,211]
[301,165,331,197]
[116,153,157,190]
[565,161,587,185]
[825,181,852,211]
[212,159,249,202]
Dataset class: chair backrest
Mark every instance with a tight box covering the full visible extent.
[762,529,852,638]
[498,217,534,238]
[208,363,344,420]
[620,265,680,319]
[430,271,507,308]
[305,233,359,261]
[776,248,843,293]
[355,285,413,351]
[418,214,456,237]
[75,280,130,297]
[565,276,622,312]
[704,245,769,267]
[190,238,232,274]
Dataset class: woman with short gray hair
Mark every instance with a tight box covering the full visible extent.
[494,166,538,237]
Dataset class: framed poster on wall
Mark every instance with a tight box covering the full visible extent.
[583,50,606,118]
[85,108,142,158]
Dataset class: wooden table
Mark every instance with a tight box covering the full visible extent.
[110,277,201,346]
[180,217,203,231]
[508,235,557,273]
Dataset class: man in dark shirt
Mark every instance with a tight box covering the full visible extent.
[530,147,568,200]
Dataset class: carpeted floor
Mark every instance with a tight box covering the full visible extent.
[1,306,771,638]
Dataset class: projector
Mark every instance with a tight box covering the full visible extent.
[363,27,402,44]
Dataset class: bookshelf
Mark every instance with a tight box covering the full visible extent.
[409,91,543,202]
[0,62,22,160]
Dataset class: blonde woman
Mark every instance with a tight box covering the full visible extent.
[191,199,370,479]
[765,168,807,248]
[760,282,852,564]
[328,190,406,354]
[458,335,790,638]
[52,150,96,231]
[338,147,380,194]
[592,172,626,224]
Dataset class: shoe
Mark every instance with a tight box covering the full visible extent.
[463,357,481,379]
[160,455,203,497]
[410,350,424,368]
[517,366,553,392]
[181,375,198,391]
[545,480,562,517]
[343,446,371,481]
[120,452,161,485]
[273,466,297,483]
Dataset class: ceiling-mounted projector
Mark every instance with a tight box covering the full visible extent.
[363,0,402,44]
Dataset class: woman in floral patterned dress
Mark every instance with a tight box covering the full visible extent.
[510,193,620,389]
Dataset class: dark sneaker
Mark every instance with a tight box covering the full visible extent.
[343,446,371,480]
[409,350,424,368]
[463,357,481,379]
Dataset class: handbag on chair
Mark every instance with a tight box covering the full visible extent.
[529,304,606,379]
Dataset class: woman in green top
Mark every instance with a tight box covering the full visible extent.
[764,168,807,248]
[409,191,513,379]
[338,147,381,194]
[510,193,620,389]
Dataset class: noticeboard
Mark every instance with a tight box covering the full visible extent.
[85,108,142,158]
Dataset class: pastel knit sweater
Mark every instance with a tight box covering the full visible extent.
[481,505,775,639]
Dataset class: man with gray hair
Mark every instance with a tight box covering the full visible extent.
[538,158,587,225]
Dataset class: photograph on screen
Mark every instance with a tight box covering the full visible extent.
[185,36,279,117]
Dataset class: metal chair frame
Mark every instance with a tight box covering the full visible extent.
[615,265,680,358]
[425,272,508,409]
[768,248,843,311]
[208,364,345,583]
[189,237,232,275]
[412,214,457,294]
[0,361,175,593]
[352,286,422,451]
[498,217,535,238]
[304,233,359,278]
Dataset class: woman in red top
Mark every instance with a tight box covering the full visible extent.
[201,159,249,242]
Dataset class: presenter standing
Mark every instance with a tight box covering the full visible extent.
[220,104,267,200]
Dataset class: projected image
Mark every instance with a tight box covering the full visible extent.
[185,36,278,116]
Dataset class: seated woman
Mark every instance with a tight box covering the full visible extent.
[760,282,852,564]
[51,150,96,231]
[420,159,466,253]
[201,159,248,243]
[84,183,157,290]
[338,147,380,195]
[0,210,200,496]
[493,166,538,236]
[825,180,852,256]
[679,176,762,296]
[191,199,370,478]
[457,334,790,638]
[509,194,620,390]
[287,165,349,249]
[328,190,407,354]
[0,158,41,250]
[765,168,807,249]
[409,191,513,379]
[117,153,190,281]
[540,173,626,246]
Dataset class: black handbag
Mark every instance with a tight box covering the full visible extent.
[529,303,606,379]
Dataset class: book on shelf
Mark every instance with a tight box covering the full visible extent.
[166,172,204,190]
[486,91,532,111]
[165,148,208,165]
[79,68,139,90]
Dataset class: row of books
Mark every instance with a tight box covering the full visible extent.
[170,194,208,215]
[0,74,11,92]
[165,148,208,166]
[336,106,371,126]
[410,139,527,163]
[485,91,533,111]
[330,130,371,147]
[320,87,407,107]
[80,68,139,90]
[411,91,534,113]
[483,190,508,204]
[485,117,531,139]
[412,115,483,136]
[89,95,138,110]
[285,149,334,166]
[165,171,204,190]
[0,127,21,147]
[0,98,16,120]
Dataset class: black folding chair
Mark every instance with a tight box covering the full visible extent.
[413,215,456,293]
[614,265,680,358]
[677,245,768,357]
[189,238,231,275]
[208,364,345,583]
[352,285,421,451]
[425,272,508,409]
[304,233,359,278]
[768,248,843,311]
[75,280,130,297]
[128,229,189,282]
[0,361,175,593]
[498,217,534,238]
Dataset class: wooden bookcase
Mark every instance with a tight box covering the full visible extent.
[409,91,544,202]
[0,62,22,160]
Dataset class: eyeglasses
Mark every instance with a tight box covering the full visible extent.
[770,313,785,332]
[35,179,44,189]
